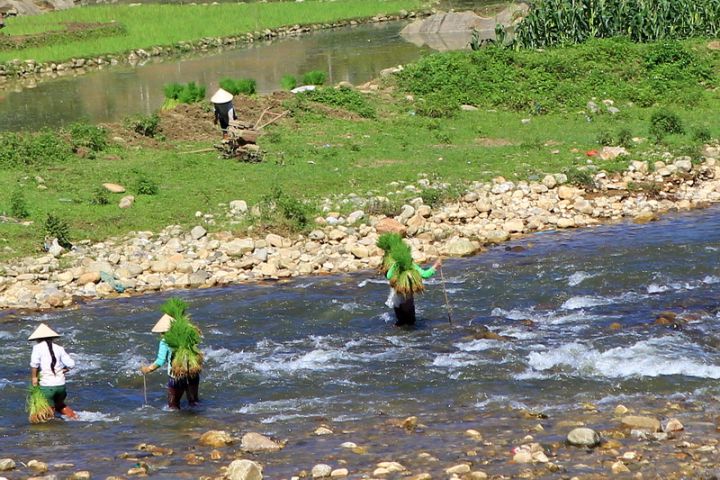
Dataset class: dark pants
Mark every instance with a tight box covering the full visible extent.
[393,294,416,326]
[167,375,200,409]
[40,385,68,411]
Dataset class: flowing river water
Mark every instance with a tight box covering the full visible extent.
[1,206,720,478]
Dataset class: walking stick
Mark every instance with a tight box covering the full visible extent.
[439,262,453,324]
[142,374,148,406]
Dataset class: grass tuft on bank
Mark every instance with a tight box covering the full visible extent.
[0,0,424,63]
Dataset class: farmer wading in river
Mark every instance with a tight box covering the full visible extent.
[377,233,441,326]
[140,298,203,410]
[29,323,78,419]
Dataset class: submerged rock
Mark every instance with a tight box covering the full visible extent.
[240,432,283,452]
[621,415,661,432]
[226,459,263,480]
[199,430,233,447]
[567,427,601,447]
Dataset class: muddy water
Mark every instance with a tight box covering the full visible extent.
[0,20,432,131]
[1,207,719,478]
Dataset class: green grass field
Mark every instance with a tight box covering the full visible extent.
[0,0,424,63]
[1,37,718,262]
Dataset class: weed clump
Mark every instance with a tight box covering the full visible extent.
[125,113,160,138]
[0,130,70,168]
[90,186,110,206]
[302,87,376,118]
[9,187,30,219]
[259,186,312,233]
[134,175,159,195]
[44,214,72,249]
[219,77,256,96]
[650,109,685,142]
[69,122,108,154]
[565,167,595,189]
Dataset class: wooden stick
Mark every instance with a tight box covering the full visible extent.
[439,263,453,324]
[178,148,215,155]
[256,110,289,130]
[142,374,148,406]
[253,107,272,129]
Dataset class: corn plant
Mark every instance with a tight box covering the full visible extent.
[513,0,720,49]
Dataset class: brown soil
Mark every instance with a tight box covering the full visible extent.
[474,137,516,147]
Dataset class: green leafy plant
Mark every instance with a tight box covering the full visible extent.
[10,187,30,218]
[26,384,54,424]
[414,93,458,118]
[377,232,403,273]
[596,130,614,146]
[90,186,110,206]
[692,126,712,143]
[219,77,256,95]
[280,74,297,91]
[134,175,159,195]
[0,130,71,168]
[68,122,108,153]
[617,128,634,149]
[260,186,312,232]
[302,70,326,86]
[565,167,595,188]
[650,109,685,142]
[387,240,424,295]
[161,298,203,379]
[124,113,160,138]
[44,214,72,249]
[162,81,206,108]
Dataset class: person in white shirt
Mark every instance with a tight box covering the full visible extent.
[29,323,78,419]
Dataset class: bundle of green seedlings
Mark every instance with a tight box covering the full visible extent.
[376,232,404,273]
[389,239,425,296]
[219,77,256,96]
[27,384,54,424]
[161,298,203,378]
[162,82,206,109]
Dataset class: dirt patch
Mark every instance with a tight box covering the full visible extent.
[474,137,516,147]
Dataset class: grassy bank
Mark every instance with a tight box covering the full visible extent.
[0,0,424,63]
[1,38,718,262]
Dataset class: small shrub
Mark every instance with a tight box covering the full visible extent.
[415,93,459,118]
[596,130,614,146]
[125,113,160,137]
[565,167,595,188]
[303,87,376,118]
[0,130,71,168]
[68,122,107,153]
[219,77,256,96]
[134,176,159,196]
[649,109,685,141]
[302,70,326,86]
[434,131,452,144]
[90,186,109,206]
[420,189,442,208]
[260,186,312,232]
[366,197,402,217]
[9,188,29,219]
[617,128,634,149]
[44,214,72,249]
[280,74,297,91]
[692,126,712,143]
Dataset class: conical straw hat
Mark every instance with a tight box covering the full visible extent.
[152,314,174,333]
[210,88,233,104]
[28,323,60,341]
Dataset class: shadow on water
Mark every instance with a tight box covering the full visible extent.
[1,206,720,476]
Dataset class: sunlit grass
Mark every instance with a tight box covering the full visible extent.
[0,0,424,63]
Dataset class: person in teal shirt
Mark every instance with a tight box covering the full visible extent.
[140,314,200,410]
[385,259,441,326]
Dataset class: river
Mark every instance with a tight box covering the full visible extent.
[1,206,719,478]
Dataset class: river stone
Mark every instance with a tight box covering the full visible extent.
[103,183,126,193]
[346,210,364,224]
[199,430,233,447]
[229,200,248,213]
[446,464,471,474]
[663,418,684,432]
[375,217,406,235]
[226,459,263,480]
[314,426,333,435]
[312,464,332,478]
[119,195,135,209]
[567,427,601,447]
[225,238,255,256]
[241,432,283,452]
[190,226,207,240]
[444,238,477,256]
[77,271,101,285]
[68,472,91,480]
[611,461,630,474]
[330,468,348,478]
[484,230,510,244]
[503,219,524,233]
[28,460,48,473]
[0,459,14,471]
[621,415,661,432]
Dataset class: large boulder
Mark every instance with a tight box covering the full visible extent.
[375,218,406,235]
[567,427,601,447]
[226,459,263,480]
[240,432,283,453]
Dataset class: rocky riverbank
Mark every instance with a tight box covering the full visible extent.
[1,144,719,312]
[0,8,430,85]
[1,395,719,479]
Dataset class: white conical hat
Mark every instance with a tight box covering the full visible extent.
[210,88,233,104]
[152,314,174,333]
[28,323,60,341]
